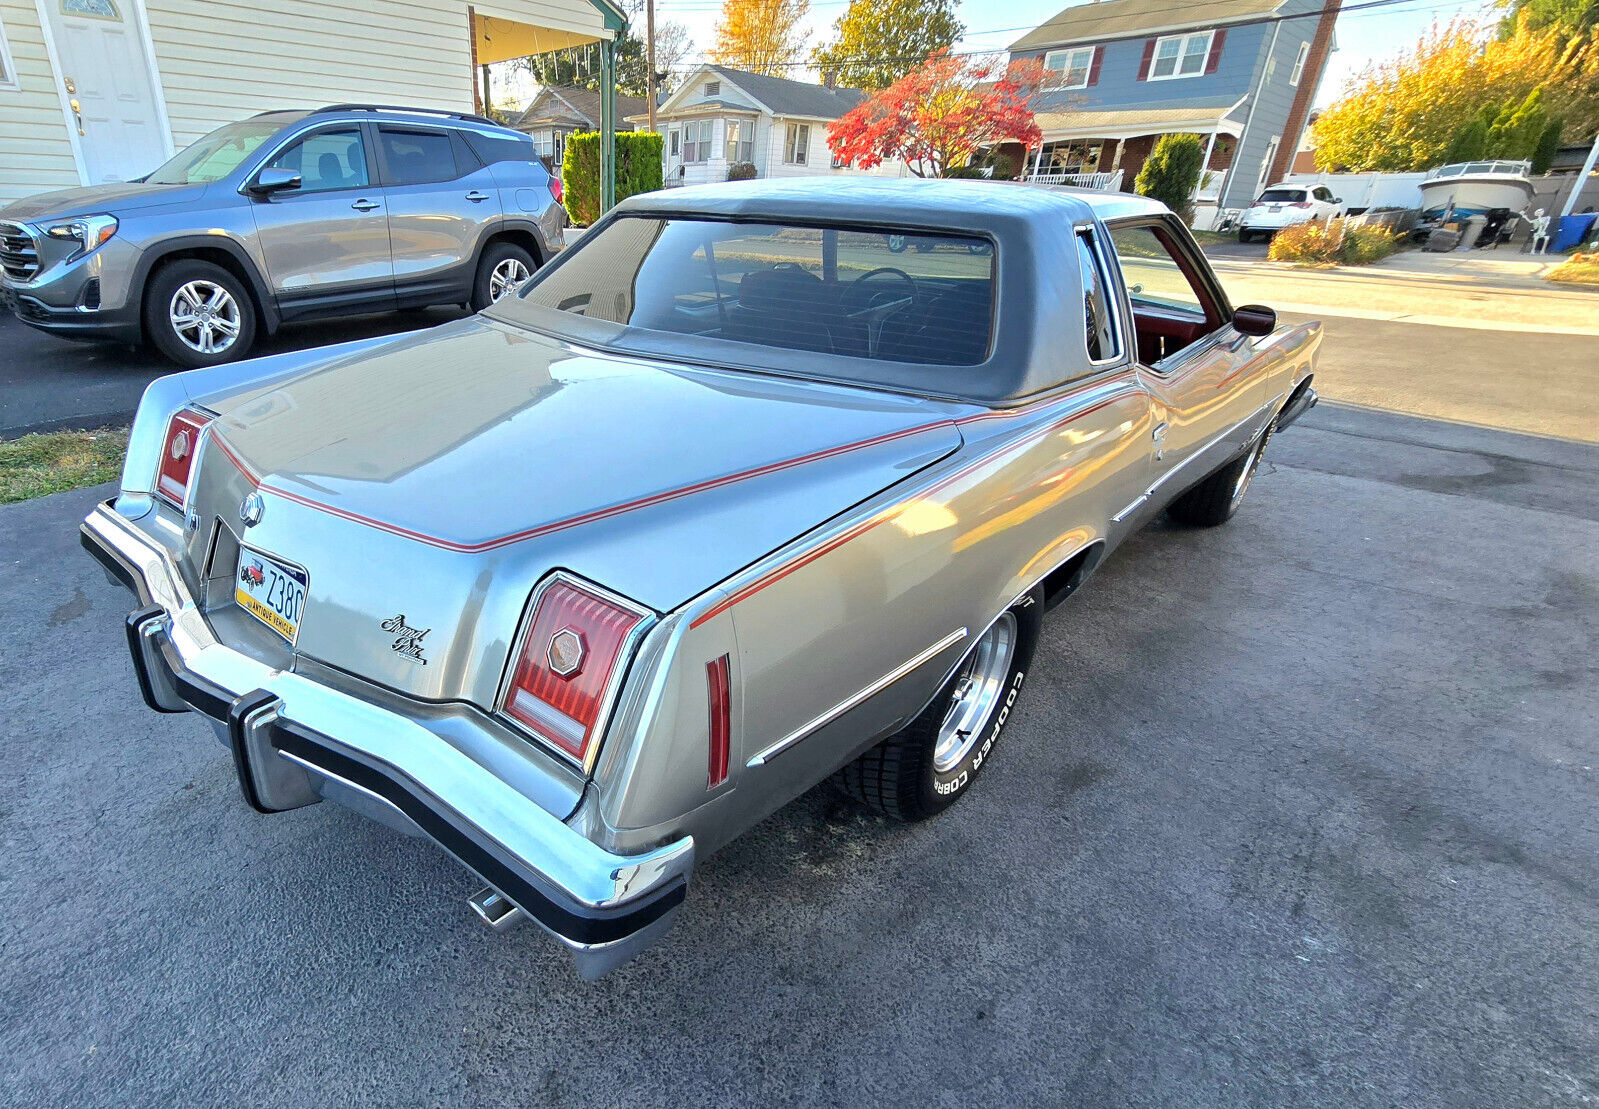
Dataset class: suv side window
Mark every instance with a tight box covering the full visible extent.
[461,130,537,167]
[266,128,369,193]
[380,128,460,186]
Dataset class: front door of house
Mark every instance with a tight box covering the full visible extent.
[41,0,169,183]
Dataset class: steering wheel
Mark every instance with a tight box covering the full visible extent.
[841,267,919,356]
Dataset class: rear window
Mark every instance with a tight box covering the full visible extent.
[1257,188,1304,203]
[463,130,539,167]
[380,128,459,185]
[505,217,997,369]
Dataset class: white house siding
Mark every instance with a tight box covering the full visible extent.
[146,0,604,148]
[0,0,83,204]
[0,0,607,204]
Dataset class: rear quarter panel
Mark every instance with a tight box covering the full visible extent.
[587,373,1154,856]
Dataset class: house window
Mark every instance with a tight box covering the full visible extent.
[1290,41,1310,86]
[552,130,566,163]
[704,80,721,98]
[1257,136,1280,193]
[784,122,809,165]
[669,129,680,157]
[1044,46,1095,89]
[1150,29,1213,80]
[683,119,712,162]
[726,120,753,164]
[0,13,19,91]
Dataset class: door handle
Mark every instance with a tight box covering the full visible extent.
[69,97,85,136]
[351,199,380,212]
[1151,422,1169,443]
[465,190,489,202]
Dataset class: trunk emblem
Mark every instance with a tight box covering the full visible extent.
[381,614,431,665]
[240,492,264,527]
[548,628,586,677]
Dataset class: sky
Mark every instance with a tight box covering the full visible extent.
[492,0,1503,110]
[645,0,1501,107]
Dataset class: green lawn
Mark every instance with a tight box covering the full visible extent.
[0,428,129,504]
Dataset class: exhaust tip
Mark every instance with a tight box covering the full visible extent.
[469,886,527,933]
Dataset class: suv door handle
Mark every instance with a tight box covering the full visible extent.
[465,190,489,202]
[351,199,381,212]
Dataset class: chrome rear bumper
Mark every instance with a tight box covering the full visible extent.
[81,498,693,979]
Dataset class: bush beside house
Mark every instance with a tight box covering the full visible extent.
[1134,134,1203,223]
[562,131,665,226]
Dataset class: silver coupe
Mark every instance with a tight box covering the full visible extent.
[82,179,1320,977]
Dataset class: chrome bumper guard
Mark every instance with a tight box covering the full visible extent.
[81,500,693,979]
[1276,385,1319,431]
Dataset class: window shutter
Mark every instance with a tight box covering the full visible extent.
[1205,29,1226,75]
[1137,38,1157,81]
[1087,45,1104,86]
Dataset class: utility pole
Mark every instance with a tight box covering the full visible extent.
[646,0,657,132]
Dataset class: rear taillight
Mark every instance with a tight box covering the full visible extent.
[155,407,212,508]
[706,654,731,789]
[499,575,649,770]
[1291,201,1313,209]
[548,176,563,205]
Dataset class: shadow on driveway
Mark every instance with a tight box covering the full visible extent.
[0,306,471,438]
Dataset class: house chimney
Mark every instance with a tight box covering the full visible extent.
[823,69,837,90]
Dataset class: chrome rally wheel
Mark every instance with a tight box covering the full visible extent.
[933,613,1018,773]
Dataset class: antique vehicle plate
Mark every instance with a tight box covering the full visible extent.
[236,545,307,644]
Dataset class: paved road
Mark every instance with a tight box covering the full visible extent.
[3,403,1595,1107]
[0,308,469,439]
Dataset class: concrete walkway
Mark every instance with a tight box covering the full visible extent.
[1211,250,1599,336]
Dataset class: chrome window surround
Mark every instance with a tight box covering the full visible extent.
[494,570,657,775]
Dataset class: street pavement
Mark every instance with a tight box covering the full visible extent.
[0,308,470,439]
[2,402,1596,1107]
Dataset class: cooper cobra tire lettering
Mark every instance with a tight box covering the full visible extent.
[836,591,1042,820]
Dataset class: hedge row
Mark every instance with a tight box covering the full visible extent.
[561,131,664,226]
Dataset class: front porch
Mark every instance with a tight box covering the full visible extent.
[1023,106,1243,214]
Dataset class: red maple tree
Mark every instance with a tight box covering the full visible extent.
[827,51,1045,178]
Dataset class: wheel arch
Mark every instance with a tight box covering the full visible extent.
[135,237,279,336]
[475,219,551,270]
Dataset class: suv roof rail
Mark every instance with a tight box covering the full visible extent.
[311,104,506,129]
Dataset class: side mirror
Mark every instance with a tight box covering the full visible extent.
[248,167,301,196]
[1233,304,1276,337]
[1333,197,1343,204]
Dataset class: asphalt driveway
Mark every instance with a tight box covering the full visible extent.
[0,308,469,438]
[2,402,1595,1107]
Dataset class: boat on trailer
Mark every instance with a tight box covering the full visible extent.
[1417,160,1536,220]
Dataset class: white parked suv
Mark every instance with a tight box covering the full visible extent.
[1238,184,1345,242]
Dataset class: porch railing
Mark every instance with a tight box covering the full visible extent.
[1024,169,1125,192]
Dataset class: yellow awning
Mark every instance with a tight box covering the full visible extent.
[473,11,610,66]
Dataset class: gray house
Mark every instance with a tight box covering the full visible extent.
[1009,0,1340,217]
[514,85,647,166]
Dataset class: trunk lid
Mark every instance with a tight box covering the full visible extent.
[191,318,966,703]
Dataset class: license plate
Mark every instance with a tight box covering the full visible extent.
[236,545,308,644]
[1268,205,1282,214]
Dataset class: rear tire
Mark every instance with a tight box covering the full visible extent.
[143,259,257,368]
[1167,420,1274,527]
[836,590,1042,821]
[1238,229,1253,243]
[471,241,536,311]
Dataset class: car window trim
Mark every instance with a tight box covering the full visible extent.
[375,122,466,187]
[1075,225,1125,369]
[1102,214,1235,379]
[237,120,380,197]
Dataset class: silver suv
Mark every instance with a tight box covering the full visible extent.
[0,104,566,367]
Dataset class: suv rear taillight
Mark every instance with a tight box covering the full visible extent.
[548,176,563,205]
[1291,201,1313,209]
[155,407,212,508]
[499,574,650,770]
